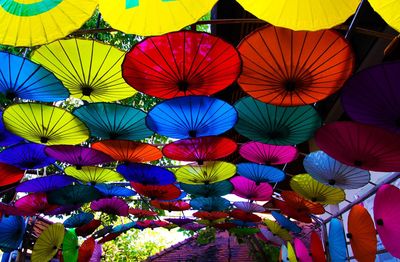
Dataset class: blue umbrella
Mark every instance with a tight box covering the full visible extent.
[0,111,23,147]
[146,96,237,139]
[180,180,233,197]
[236,163,285,184]
[95,184,137,197]
[271,211,301,234]
[231,220,258,227]
[117,163,176,185]
[112,222,137,234]
[329,218,347,262]
[16,175,76,193]
[0,215,25,252]
[0,52,69,102]
[64,213,95,228]
[190,196,230,211]
[74,102,153,140]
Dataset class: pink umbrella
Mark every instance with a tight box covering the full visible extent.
[230,176,273,201]
[374,184,400,258]
[90,197,129,216]
[294,238,312,262]
[14,193,59,216]
[89,242,102,262]
[239,142,298,165]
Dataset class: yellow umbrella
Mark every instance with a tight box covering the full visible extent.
[264,219,292,241]
[287,242,298,262]
[30,38,136,102]
[290,174,345,205]
[65,166,124,184]
[99,0,218,36]
[3,103,89,145]
[32,223,65,262]
[0,0,96,47]
[175,161,236,185]
[235,0,360,31]
[369,0,400,32]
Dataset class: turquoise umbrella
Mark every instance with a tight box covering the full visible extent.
[329,218,347,262]
[180,180,233,197]
[190,196,230,211]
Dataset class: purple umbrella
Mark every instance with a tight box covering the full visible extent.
[165,218,194,226]
[0,111,23,147]
[181,223,206,231]
[90,197,129,216]
[233,201,266,213]
[90,242,102,262]
[45,205,81,216]
[260,227,284,246]
[16,175,76,193]
[45,145,113,167]
[230,176,273,201]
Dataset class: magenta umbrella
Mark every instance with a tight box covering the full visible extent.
[14,193,59,216]
[90,197,129,216]
[315,121,400,172]
[239,142,298,165]
[374,184,400,258]
[90,242,102,262]
[294,238,312,262]
[230,176,273,201]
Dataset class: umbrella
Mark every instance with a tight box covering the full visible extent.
[290,174,345,204]
[90,197,129,216]
[0,143,55,170]
[193,211,229,220]
[213,222,236,231]
[304,151,370,189]
[3,103,89,145]
[281,191,325,215]
[263,219,292,241]
[0,111,23,147]
[236,163,285,184]
[233,202,265,213]
[271,199,312,224]
[328,218,347,262]
[117,163,176,185]
[368,0,400,32]
[175,161,236,185]
[32,223,65,262]
[310,231,326,262]
[45,145,113,167]
[287,241,298,262]
[347,205,377,262]
[46,204,81,216]
[234,96,321,145]
[74,102,152,140]
[150,200,190,211]
[190,196,230,211]
[162,136,237,163]
[90,242,102,262]
[109,222,137,235]
[122,30,241,99]
[95,184,136,198]
[64,213,95,228]
[99,0,217,36]
[76,220,102,238]
[92,140,162,163]
[31,38,136,102]
[235,0,359,31]
[130,183,182,200]
[0,0,97,46]
[47,184,102,206]
[230,209,261,222]
[136,220,170,230]
[294,238,312,262]
[16,175,76,193]
[231,176,273,201]
[373,184,400,258]
[315,121,400,172]
[239,142,298,165]
[180,180,233,197]
[0,51,68,102]
[14,192,59,216]
[65,166,123,184]
[78,237,95,262]
[98,233,121,244]
[280,244,289,262]
[181,223,206,231]
[0,162,23,187]
[260,228,284,246]
[92,226,113,239]
[0,203,25,217]
[0,215,25,253]
[341,62,400,134]
[237,25,354,106]
[62,229,79,262]
[146,96,237,139]
[271,211,301,234]
[164,218,194,227]
[128,208,157,218]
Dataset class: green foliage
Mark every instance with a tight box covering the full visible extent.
[196,227,216,245]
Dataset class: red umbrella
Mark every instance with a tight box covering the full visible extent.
[0,163,24,187]
[128,208,157,218]
[281,191,325,215]
[130,183,181,200]
[310,231,326,262]
[98,232,121,244]
[193,211,229,220]
[213,222,236,230]
[76,220,101,237]
[230,209,261,222]
[136,220,170,229]
[270,198,312,223]
[78,237,95,262]
[231,176,273,201]
[150,200,190,212]
[122,31,241,99]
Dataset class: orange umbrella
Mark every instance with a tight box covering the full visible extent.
[92,140,162,163]
[310,231,326,262]
[347,205,377,262]
[281,191,325,215]
[237,25,354,106]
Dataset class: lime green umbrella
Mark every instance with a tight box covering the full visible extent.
[32,223,65,262]
[62,229,78,262]
[264,219,292,241]
[65,166,124,184]
[175,161,236,185]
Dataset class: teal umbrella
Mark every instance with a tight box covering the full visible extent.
[190,196,230,211]
[180,180,233,197]
[47,185,102,206]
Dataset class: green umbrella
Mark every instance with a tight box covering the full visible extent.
[47,184,102,206]
[62,229,78,262]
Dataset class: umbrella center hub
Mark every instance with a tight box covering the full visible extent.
[353,160,363,167]
[376,218,384,226]
[283,79,300,92]
[177,80,190,92]
[40,137,49,143]
[188,130,197,138]
[81,84,94,96]
[328,179,336,185]
[5,91,16,100]
[346,233,353,239]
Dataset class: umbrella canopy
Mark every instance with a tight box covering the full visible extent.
[290,174,345,204]
[78,237,95,262]
[341,62,400,134]
[373,184,400,258]
[304,151,370,189]
[16,175,76,193]
[163,136,237,163]
[130,183,182,200]
[31,38,136,102]
[280,244,289,262]
[45,145,113,167]
[99,0,217,36]
[0,162,24,187]
[0,203,25,217]
[236,163,285,184]
[90,242,102,262]
[235,0,359,31]
[128,208,157,218]
[32,223,65,262]
[260,228,284,246]
[3,103,89,145]
[347,205,377,262]
[117,163,175,185]
[271,199,313,224]
[180,180,233,197]
[98,233,121,244]
[233,202,265,213]
[64,213,95,228]
[237,25,354,106]
[0,215,25,253]
[315,121,400,172]
[310,232,326,262]
[111,222,137,234]
[328,218,347,262]
[234,96,321,145]
[0,51,68,102]
[0,0,97,46]
[190,196,230,211]
[264,219,292,241]
[122,30,240,99]
[294,238,312,262]
[0,111,23,147]
[165,218,194,227]
[239,142,298,165]
[175,161,236,185]
[62,229,79,262]
[92,140,162,163]
[287,242,298,262]
[146,96,237,139]
[136,220,169,229]
[76,220,101,238]
[0,143,55,170]
[230,209,261,222]
[47,184,102,206]
[74,102,152,140]
[95,184,136,198]
[47,204,81,216]
[281,191,326,215]
[90,197,129,216]
[15,192,59,216]
[150,200,190,211]
[271,211,301,233]
[193,211,229,220]
[65,166,123,184]
[231,176,273,201]
[368,0,400,32]
[181,223,206,231]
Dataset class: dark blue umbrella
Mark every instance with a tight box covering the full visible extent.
[16,175,76,193]
[236,163,285,184]
[64,213,95,228]
[95,184,137,197]
[329,218,347,262]
[190,196,230,211]
[0,215,25,252]
[117,163,176,185]
[271,211,301,234]
[0,111,23,147]
[180,180,233,197]
[0,51,69,102]
[231,220,258,227]
[146,96,237,139]
[0,143,56,170]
